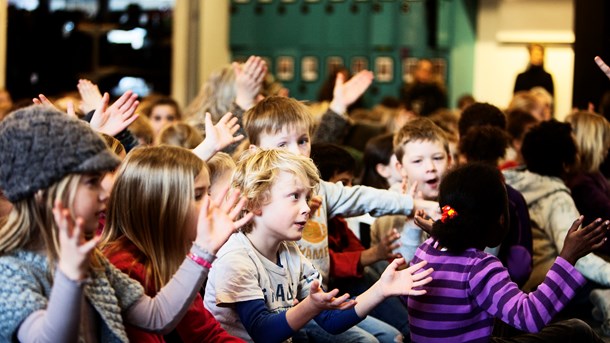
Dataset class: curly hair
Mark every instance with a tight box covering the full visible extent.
[521,120,577,177]
[232,149,320,233]
[431,162,508,252]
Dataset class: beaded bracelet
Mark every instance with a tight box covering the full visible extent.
[187,252,213,269]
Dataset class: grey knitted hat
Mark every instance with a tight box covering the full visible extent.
[0,105,120,202]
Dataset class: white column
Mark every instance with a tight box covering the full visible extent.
[0,0,7,89]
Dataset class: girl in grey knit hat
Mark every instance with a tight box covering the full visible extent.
[0,104,251,342]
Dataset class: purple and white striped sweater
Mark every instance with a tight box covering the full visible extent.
[408,238,586,343]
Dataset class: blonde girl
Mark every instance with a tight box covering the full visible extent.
[0,105,248,342]
[101,145,243,342]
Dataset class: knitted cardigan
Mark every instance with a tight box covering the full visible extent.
[0,249,144,343]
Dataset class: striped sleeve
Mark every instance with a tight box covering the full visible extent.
[468,256,586,333]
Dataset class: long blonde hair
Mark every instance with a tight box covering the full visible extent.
[101,146,207,291]
[0,174,103,271]
[566,111,610,173]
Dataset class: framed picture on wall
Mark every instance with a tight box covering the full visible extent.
[301,56,319,82]
[326,56,344,76]
[276,56,294,81]
[402,57,419,84]
[375,56,393,82]
[431,58,447,84]
[351,57,368,74]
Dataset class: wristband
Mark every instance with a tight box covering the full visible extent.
[187,252,213,269]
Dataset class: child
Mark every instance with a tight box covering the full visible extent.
[204,149,433,342]
[371,117,450,263]
[408,162,607,342]
[458,126,533,288]
[361,133,402,190]
[157,122,204,149]
[101,145,244,342]
[0,105,246,341]
[145,97,182,137]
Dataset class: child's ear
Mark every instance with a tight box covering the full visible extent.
[375,163,390,178]
[249,144,258,151]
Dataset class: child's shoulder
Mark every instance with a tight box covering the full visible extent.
[0,250,47,277]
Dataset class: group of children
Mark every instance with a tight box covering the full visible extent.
[0,54,609,343]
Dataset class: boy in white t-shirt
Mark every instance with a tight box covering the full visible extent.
[204,149,433,342]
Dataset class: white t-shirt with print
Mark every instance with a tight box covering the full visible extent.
[204,232,321,342]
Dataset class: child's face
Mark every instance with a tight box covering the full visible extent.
[150,104,177,135]
[329,171,354,187]
[253,171,312,242]
[187,169,211,241]
[72,172,109,235]
[398,139,449,200]
[255,125,311,157]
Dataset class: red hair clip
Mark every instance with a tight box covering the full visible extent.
[441,205,458,223]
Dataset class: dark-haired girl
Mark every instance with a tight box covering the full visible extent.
[408,163,607,342]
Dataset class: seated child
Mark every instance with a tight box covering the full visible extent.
[408,162,607,342]
[371,117,450,263]
[208,152,237,199]
[204,149,433,343]
[101,146,245,342]
[361,133,402,191]
[0,105,243,341]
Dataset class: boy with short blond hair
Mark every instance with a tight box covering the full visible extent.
[372,117,451,265]
[204,149,433,342]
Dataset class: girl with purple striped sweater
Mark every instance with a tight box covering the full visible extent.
[408,163,607,342]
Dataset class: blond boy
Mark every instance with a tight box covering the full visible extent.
[204,149,432,342]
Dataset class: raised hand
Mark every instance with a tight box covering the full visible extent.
[414,209,434,235]
[192,112,244,161]
[77,79,103,114]
[32,94,63,113]
[234,55,268,110]
[560,216,609,265]
[377,259,433,297]
[413,199,441,221]
[329,70,374,114]
[52,200,100,281]
[194,187,253,255]
[89,91,139,136]
[307,280,356,311]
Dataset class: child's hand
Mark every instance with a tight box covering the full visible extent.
[560,216,609,265]
[52,200,100,281]
[377,259,433,298]
[308,195,323,215]
[77,79,103,114]
[307,280,356,311]
[413,199,441,221]
[90,91,139,136]
[595,56,610,80]
[234,55,267,110]
[329,70,374,114]
[376,228,401,260]
[193,112,244,161]
[194,187,254,255]
[414,210,434,235]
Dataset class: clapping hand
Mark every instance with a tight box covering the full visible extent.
[194,187,253,255]
[52,200,100,281]
[89,91,139,136]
